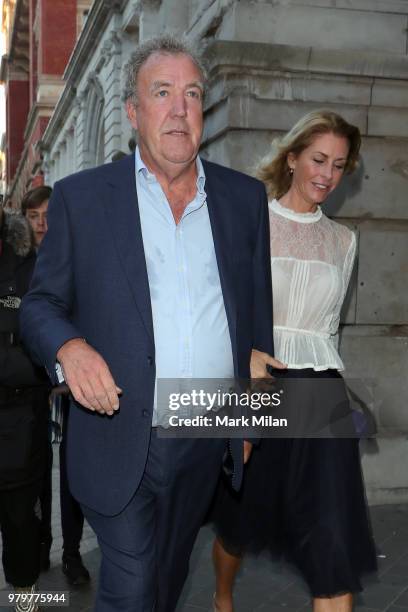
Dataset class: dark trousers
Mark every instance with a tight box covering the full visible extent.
[0,481,41,586]
[39,400,85,557]
[39,439,53,545]
[60,411,84,557]
[81,432,225,612]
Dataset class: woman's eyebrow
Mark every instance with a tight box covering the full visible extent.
[313,151,348,161]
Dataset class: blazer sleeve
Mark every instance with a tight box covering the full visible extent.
[20,181,82,384]
[252,185,274,356]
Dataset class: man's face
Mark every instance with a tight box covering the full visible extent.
[126,52,204,177]
[26,200,48,247]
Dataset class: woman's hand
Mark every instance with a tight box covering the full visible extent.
[250,349,287,378]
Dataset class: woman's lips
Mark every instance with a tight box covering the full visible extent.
[312,182,329,191]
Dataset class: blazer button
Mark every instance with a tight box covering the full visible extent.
[142,409,150,418]
[147,356,153,366]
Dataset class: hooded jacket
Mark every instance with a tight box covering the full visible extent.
[0,208,49,489]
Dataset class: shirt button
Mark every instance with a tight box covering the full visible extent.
[147,356,153,366]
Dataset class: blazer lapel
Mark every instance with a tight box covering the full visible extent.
[103,154,154,343]
[204,163,238,371]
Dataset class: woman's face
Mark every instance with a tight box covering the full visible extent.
[287,132,350,205]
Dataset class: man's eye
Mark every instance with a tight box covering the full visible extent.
[187,90,200,99]
[157,90,168,97]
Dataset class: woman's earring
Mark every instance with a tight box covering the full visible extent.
[289,168,294,175]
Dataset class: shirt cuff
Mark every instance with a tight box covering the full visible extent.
[55,362,65,384]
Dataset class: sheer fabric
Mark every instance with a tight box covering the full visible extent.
[269,198,356,371]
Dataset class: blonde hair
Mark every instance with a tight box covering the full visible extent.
[256,110,361,200]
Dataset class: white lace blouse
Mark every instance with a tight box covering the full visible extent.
[269,198,356,371]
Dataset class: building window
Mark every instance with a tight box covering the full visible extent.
[83,76,105,168]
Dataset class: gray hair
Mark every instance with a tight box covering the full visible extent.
[122,34,208,105]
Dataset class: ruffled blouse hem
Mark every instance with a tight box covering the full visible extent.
[282,362,345,372]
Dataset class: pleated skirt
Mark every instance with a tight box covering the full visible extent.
[211,369,378,597]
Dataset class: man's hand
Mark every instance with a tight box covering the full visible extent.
[251,349,286,379]
[243,440,252,464]
[57,338,122,415]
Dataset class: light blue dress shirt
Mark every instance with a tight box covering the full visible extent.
[135,148,234,425]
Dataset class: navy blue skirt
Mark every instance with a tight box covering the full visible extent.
[211,369,377,597]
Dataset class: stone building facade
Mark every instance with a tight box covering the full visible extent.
[9,0,408,503]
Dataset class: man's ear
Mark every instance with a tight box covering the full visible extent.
[126,100,138,130]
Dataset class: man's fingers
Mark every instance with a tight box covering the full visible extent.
[251,349,285,379]
[72,384,117,415]
[58,339,121,415]
[87,376,119,415]
[99,385,119,414]
[81,378,108,414]
[68,382,95,412]
[66,368,109,414]
[106,388,120,412]
[98,369,120,412]
[265,356,287,369]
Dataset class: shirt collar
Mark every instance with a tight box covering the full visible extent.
[135,146,206,194]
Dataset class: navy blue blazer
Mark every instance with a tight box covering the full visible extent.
[20,154,274,515]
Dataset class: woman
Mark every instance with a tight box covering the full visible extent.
[212,110,377,612]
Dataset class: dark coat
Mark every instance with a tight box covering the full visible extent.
[20,154,274,514]
[0,211,49,489]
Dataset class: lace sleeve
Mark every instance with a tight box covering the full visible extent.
[329,227,356,341]
[341,230,357,303]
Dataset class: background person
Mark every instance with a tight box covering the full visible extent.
[22,186,90,584]
[212,110,377,612]
[21,186,51,250]
[21,186,53,569]
[0,203,49,612]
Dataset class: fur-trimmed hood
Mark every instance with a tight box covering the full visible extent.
[1,209,32,257]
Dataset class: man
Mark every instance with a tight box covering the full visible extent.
[22,186,53,571]
[21,186,51,249]
[0,204,49,612]
[22,185,91,584]
[20,36,274,611]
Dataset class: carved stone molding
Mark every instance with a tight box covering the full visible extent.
[8,0,29,73]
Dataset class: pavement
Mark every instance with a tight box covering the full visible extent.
[1,447,408,611]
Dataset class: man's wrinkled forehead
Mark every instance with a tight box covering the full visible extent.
[137,51,204,90]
